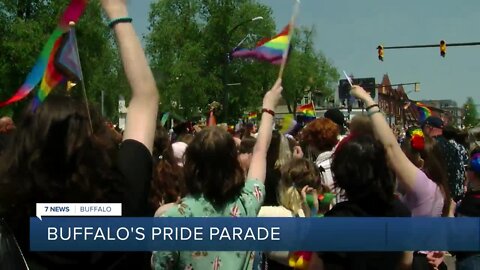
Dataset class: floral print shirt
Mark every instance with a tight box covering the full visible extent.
[434,136,466,201]
[152,180,265,270]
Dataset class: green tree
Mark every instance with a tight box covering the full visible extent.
[282,26,339,115]
[0,0,126,120]
[463,97,479,128]
[146,0,276,122]
[147,1,338,122]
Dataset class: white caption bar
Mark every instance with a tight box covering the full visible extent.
[36,203,122,220]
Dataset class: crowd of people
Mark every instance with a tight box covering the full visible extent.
[0,1,479,270]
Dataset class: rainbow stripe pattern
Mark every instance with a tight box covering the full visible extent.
[416,102,432,122]
[231,25,290,65]
[296,103,316,118]
[0,0,87,108]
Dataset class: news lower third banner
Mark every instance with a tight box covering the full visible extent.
[30,217,480,252]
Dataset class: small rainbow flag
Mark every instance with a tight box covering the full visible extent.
[296,102,316,118]
[0,0,87,108]
[248,112,257,120]
[416,102,432,122]
[231,25,290,65]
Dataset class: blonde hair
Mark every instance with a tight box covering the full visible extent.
[278,158,321,215]
[275,135,292,168]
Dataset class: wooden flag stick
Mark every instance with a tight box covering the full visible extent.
[278,0,301,79]
[69,21,93,133]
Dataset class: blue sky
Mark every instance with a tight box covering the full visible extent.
[128,0,480,106]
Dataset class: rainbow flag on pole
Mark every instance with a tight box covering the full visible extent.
[231,25,290,65]
[0,0,87,108]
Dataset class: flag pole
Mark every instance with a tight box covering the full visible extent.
[277,0,301,79]
[69,21,93,133]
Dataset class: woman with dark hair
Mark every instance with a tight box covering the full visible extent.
[350,85,453,270]
[318,134,413,270]
[151,126,185,215]
[152,79,283,270]
[0,1,159,268]
[401,127,451,217]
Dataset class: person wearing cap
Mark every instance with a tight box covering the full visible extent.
[422,116,466,202]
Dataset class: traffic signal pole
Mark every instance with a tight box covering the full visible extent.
[376,41,480,60]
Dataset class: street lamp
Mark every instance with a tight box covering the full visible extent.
[223,16,264,123]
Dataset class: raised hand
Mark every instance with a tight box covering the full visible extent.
[262,78,283,111]
[350,85,372,102]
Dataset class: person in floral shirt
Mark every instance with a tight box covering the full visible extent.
[422,117,466,201]
[152,79,283,270]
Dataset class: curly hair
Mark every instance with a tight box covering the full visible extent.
[0,95,123,246]
[332,135,395,208]
[151,126,185,209]
[302,118,339,152]
[183,127,244,206]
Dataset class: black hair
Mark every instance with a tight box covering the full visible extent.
[332,135,395,212]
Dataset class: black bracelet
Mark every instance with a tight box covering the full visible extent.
[366,104,379,111]
[108,17,133,28]
[262,108,275,117]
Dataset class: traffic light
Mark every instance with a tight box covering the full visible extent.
[377,45,384,61]
[440,40,446,57]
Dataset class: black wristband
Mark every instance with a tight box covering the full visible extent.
[366,104,379,111]
[108,17,133,28]
[262,108,275,117]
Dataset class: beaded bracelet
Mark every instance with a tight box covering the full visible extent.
[108,17,133,28]
[366,104,379,111]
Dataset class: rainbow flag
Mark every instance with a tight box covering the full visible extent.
[296,102,316,118]
[416,102,432,122]
[0,0,87,108]
[248,112,257,120]
[231,25,290,65]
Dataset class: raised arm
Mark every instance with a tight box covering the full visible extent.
[101,0,159,153]
[350,85,418,192]
[247,79,283,183]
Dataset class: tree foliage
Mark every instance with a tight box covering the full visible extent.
[0,0,126,120]
[146,0,338,122]
[463,97,478,128]
[282,26,339,115]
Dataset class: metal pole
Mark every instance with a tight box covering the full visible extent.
[223,17,264,123]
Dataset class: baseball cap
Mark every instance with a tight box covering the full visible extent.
[324,108,346,133]
[422,116,444,129]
